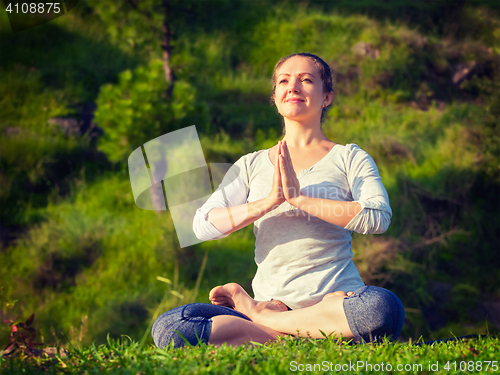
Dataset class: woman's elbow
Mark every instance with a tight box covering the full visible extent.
[193,214,213,241]
[193,228,206,241]
[193,214,226,241]
[192,225,205,241]
[350,210,391,234]
[369,212,391,234]
[193,226,219,242]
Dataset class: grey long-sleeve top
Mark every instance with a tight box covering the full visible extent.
[193,144,392,309]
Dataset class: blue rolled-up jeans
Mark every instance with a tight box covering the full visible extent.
[152,286,405,349]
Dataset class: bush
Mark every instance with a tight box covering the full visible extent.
[94,59,204,162]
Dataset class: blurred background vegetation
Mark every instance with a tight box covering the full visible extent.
[0,0,498,347]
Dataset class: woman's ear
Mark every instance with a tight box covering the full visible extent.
[324,91,334,107]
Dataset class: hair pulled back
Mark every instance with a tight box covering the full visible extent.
[270,52,334,121]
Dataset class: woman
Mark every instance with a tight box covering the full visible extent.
[152,53,404,349]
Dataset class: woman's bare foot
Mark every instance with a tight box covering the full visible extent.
[209,283,288,320]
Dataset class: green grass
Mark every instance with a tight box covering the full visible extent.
[1,335,499,374]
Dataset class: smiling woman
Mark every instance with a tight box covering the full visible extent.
[271,52,334,124]
[152,53,404,349]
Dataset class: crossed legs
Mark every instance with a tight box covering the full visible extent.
[152,283,405,348]
[208,283,355,346]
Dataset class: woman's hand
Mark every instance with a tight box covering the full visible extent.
[279,140,303,206]
[266,141,286,209]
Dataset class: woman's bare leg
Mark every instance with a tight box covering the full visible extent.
[210,283,355,340]
[208,315,282,346]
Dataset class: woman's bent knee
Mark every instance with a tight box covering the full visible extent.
[152,303,251,349]
[152,304,212,349]
[343,286,405,343]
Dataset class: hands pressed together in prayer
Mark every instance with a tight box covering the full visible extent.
[268,140,303,209]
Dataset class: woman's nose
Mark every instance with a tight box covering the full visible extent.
[287,78,300,93]
[288,83,299,93]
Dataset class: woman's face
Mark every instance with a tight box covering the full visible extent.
[274,56,331,123]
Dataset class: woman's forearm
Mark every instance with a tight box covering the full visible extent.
[290,196,362,228]
[277,141,362,228]
[207,197,279,235]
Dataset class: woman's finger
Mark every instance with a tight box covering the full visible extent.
[268,141,285,207]
[280,141,289,171]
[283,142,296,179]
[280,140,302,202]
[275,142,281,175]
[279,154,286,172]
[280,154,293,192]
[283,141,293,174]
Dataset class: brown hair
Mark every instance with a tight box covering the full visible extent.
[270,52,334,122]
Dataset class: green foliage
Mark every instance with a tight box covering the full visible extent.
[94,59,200,162]
[199,131,251,164]
[0,4,141,227]
[0,172,257,346]
[248,9,371,74]
[90,0,164,60]
[0,7,141,100]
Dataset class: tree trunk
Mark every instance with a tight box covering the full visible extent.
[148,0,175,216]
[162,0,174,96]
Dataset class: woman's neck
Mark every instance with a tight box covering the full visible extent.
[282,119,330,148]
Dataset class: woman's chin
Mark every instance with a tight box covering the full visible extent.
[282,113,320,124]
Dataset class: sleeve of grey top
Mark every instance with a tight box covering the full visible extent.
[192,157,249,241]
[343,144,392,234]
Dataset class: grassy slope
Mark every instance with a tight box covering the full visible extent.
[2,335,500,374]
[0,0,499,352]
